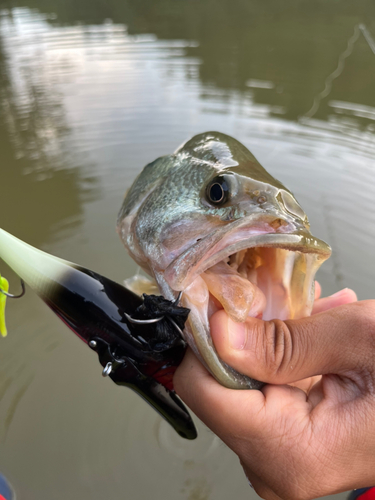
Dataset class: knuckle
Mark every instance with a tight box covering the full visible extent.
[260,320,294,380]
[360,301,375,331]
[253,477,313,500]
[251,484,271,499]
[349,301,375,348]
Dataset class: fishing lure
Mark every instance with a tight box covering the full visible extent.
[0,229,196,440]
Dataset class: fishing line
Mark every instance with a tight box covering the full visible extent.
[360,24,375,55]
[303,24,362,119]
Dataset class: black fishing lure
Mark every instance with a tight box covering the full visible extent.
[0,229,197,440]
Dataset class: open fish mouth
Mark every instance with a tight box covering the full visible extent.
[160,217,331,389]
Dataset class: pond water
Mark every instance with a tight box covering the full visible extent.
[0,1,374,499]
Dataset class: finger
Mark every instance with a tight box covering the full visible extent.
[289,375,321,394]
[312,288,357,315]
[314,281,321,300]
[210,301,375,385]
[174,348,311,453]
[174,349,312,496]
[242,466,284,500]
[173,349,265,438]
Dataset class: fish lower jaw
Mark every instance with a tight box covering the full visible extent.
[159,241,330,390]
[175,245,326,389]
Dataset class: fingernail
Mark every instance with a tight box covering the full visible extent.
[329,288,348,298]
[228,318,247,350]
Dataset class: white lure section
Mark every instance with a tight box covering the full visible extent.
[0,228,70,293]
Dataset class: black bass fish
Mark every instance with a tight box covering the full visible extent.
[117,132,331,390]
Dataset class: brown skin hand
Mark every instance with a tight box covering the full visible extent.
[173,286,375,500]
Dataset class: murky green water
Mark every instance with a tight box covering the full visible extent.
[0,1,374,499]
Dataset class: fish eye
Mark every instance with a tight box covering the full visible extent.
[206,176,230,205]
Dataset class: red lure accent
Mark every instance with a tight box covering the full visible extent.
[359,488,375,500]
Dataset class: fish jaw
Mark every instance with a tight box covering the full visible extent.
[154,271,263,390]
[156,214,331,390]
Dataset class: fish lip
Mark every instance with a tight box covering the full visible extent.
[164,214,331,291]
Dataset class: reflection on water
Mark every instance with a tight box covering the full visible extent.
[0,2,374,499]
[0,13,98,248]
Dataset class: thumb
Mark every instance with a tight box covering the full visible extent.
[210,301,375,384]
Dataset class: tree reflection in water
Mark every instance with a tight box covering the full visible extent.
[0,12,97,247]
[2,0,374,126]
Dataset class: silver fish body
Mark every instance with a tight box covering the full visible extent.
[117,132,331,389]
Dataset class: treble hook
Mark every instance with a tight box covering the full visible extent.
[165,316,184,337]
[0,279,25,299]
[124,291,185,337]
[124,313,164,325]
[174,291,183,306]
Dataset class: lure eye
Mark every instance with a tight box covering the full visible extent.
[206,176,229,205]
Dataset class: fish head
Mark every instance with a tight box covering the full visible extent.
[117,132,331,389]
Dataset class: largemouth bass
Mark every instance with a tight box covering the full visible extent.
[117,132,331,390]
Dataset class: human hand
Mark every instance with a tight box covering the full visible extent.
[174,287,375,500]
